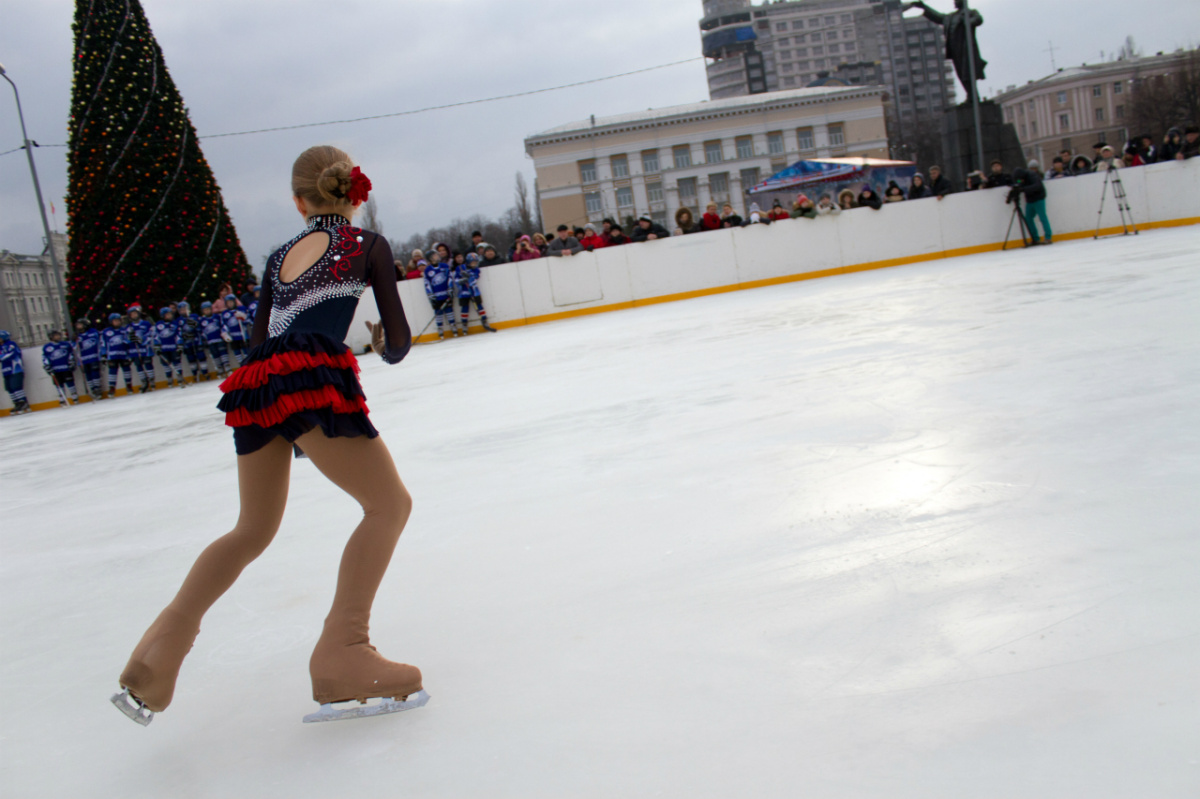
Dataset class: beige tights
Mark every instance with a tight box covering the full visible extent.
[119,431,418,712]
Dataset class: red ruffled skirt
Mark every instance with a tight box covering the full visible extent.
[217,332,378,456]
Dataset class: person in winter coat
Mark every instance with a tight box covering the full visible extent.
[907,173,930,199]
[884,181,906,202]
[531,232,550,255]
[744,202,772,225]
[1046,157,1070,180]
[0,330,30,413]
[577,223,607,251]
[984,159,1012,189]
[815,194,841,216]
[631,215,670,242]
[857,185,883,210]
[479,244,506,267]
[1069,155,1094,175]
[767,200,791,221]
[511,235,543,261]
[674,207,701,235]
[790,194,818,219]
[1180,125,1200,159]
[720,203,743,228]
[927,165,953,200]
[701,203,723,231]
[1094,145,1121,172]
[604,224,633,247]
[1159,128,1184,161]
[837,189,857,210]
[1007,167,1052,245]
[547,225,583,256]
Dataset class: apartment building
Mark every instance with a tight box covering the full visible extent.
[995,50,1197,167]
[524,86,887,231]
[701,0,955,143]
[0,232,69,347]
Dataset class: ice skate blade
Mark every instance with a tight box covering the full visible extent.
[110,690,154,726]
[302,690,430,724]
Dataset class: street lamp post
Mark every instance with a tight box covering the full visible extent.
[1,62,70,338]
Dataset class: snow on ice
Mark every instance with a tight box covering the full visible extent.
[1,227,1198,797]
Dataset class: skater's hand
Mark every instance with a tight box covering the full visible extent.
[365,320,385,356]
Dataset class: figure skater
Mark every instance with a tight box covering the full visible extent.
[112,145,425,725]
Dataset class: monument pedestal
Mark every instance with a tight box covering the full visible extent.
[940,100,1025,187]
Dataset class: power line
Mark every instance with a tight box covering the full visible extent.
[1,56,705,154]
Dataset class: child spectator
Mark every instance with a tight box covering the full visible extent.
[837,189,857,210]
[701,203,722,231]
[815,194,840,216]
[720,202,743,228]
[405,261,424,280]
[579,223,607,251]
[790,194,817,218]
[767,200,790,221]
[547,225,583,256]
[857,184,883,210]
[907,173,929,199]
[884,181,905,202]
[674,207,700,234]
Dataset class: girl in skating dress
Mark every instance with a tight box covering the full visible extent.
[113,145,422,724]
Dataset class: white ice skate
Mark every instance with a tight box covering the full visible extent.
[110,689,154,726]
[302,690,430,723]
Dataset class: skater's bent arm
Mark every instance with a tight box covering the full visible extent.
[367,237,412,364]
[248,273,274,348]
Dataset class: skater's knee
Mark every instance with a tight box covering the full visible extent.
[362,482,411,528]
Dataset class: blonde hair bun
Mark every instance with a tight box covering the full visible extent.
[292,145,355,209]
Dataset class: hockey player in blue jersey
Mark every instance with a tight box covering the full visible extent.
[198,301,230,377]
[74,318,104,400]
[42,329,79,406]
[126,305,156,393]
[245,285,260,325]
[176,301,205,382]
[152,306,187,388]
[0,330,30,414]
[220,294,250,366]
[455,252,497,334]
[100,312,136,397]
[423,253,456,339]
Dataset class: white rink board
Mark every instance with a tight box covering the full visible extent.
[1,226,1199,797]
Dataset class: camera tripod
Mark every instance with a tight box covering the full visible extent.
[1094,166,1138,239]
[1002,194,1033,250]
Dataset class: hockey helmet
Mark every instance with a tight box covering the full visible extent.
[200,301,213,309]
[75,317,90,327]
[465,253,480,263]
[108,312,123,322]
[127,305,142,317]
[49,329,63,340]
[0,330,9,341]
[225,294,238,303]
[177,300,190,310]
[160,306,174,317]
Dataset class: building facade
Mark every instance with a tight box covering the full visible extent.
[525,86,887,231]
[994,50,1198,168]
[0,232,69,347]
[701,0,955,146]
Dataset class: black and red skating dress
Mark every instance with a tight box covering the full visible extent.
[217,214,411,455]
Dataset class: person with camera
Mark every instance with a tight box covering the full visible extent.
[1006,167,1052,246]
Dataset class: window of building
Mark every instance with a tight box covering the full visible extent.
[841,13,852,23]
[1092,85,1102,97]
[652,211,668,228]
[611,155,629,178]
[791,20,804,30]
[813,58,826,69]
[1057,91,1066,104]
[1061,137,1071,151]
[741,167,761,190]
[794,34,806,43]
[826,30,838,39]
[808,17,820,27]
[1020,123,1027,138]
[781,63,794,72]
[824,15,836,25]
[1115,104,1125,119]
[812,46,824,55]
[783,76,796,86]
[677,177,698,203]
[1030,120,1038,135]
[647,182,664,203]
[709,172,729,199]
[579,161,597,183]
[1005,106,1014,121]
[1059,113,1069,131]
[797,60,810,70]
[796,47,808,57]
[780,49,791,59]
[735,137,754,159]
[797,127,815,150]
[844,42,855,52]
[585,192,602,214]
[1118,127,1128,144]
[767,132,785,155]
[673,146,692,169]
[776,22,788,32]
[757,20,769,30]
[1113,81,1123,95]
[616,186,634,209]
[810,31,822,41]
[828,124,845,146]
[705,141,723,164]
[1094,107,1105,122]
[830,44,841,53]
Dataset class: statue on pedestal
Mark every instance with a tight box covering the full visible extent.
[905,0,987,104]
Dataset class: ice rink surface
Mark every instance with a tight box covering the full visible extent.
[2,227,1198,798]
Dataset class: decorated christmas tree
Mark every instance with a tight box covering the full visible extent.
[66,0,251,322]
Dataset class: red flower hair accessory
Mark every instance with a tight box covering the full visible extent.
[346,166,372,205]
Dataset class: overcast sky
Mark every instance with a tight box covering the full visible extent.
[2,0,1196,270]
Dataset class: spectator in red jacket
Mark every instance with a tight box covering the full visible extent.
[512,235,542,261]
[700,202,722,231]
[767,200,791,221]
[579,223,607,251]
[604,224,632,247]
